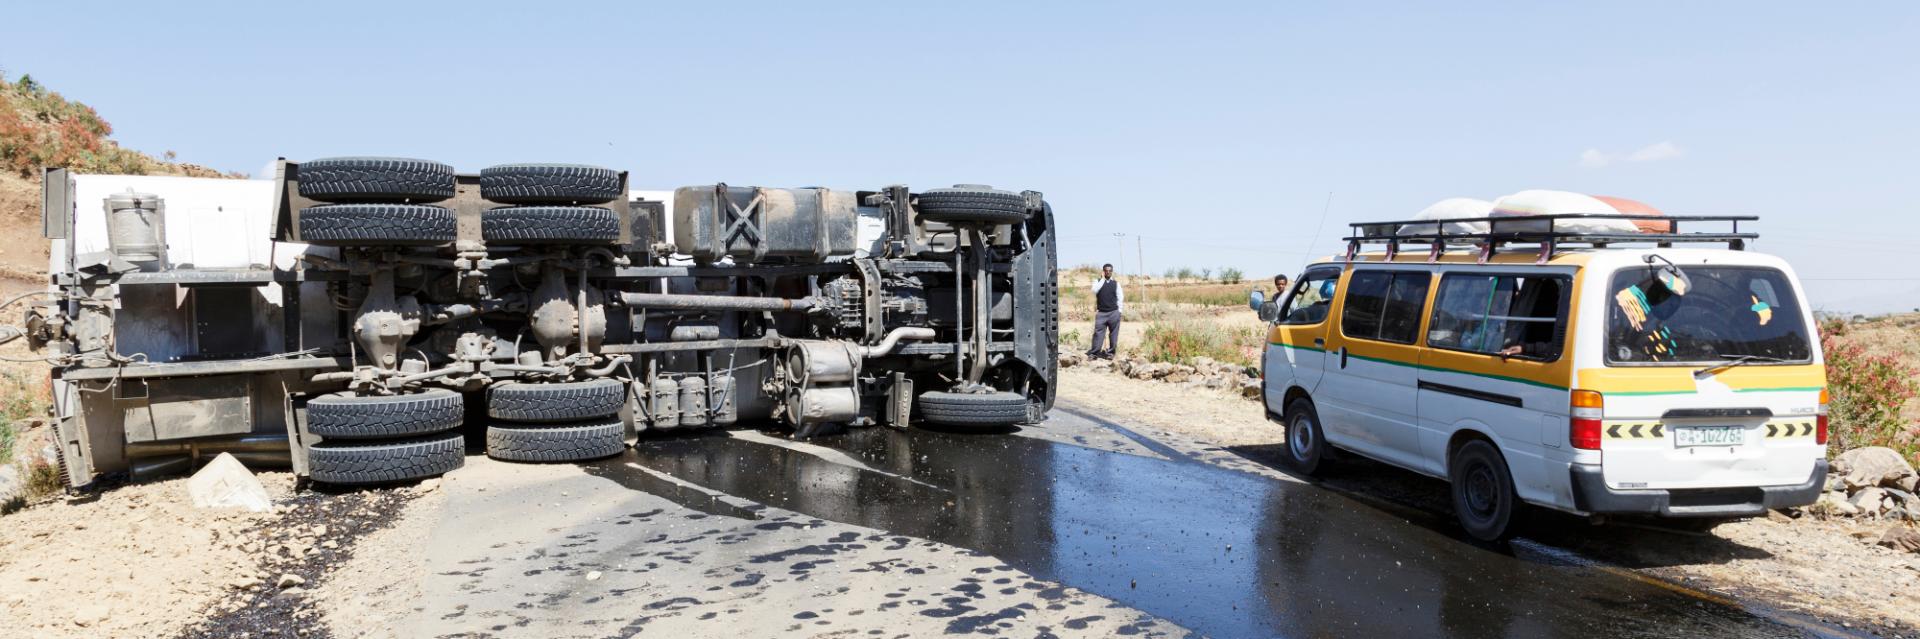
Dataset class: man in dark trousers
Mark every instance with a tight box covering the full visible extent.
[1088,263,1124,359]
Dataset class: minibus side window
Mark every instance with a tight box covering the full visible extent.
[1427,274,1567,361]
[1341,271,1431,344]
[1278,270,1341,325]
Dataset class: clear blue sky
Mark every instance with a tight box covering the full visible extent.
[4,2,1916,312]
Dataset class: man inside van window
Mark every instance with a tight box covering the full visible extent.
[1087,263,1125,360]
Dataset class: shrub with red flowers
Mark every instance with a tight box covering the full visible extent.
[1821,327,1920,460]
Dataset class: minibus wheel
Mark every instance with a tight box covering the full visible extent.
[1449,440,1518,542]
[1282,398,1326,475]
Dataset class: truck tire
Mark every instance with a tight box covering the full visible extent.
[486,417,626,462]
[307,388,465,439]
[488,378,626,422]
[297,157,456,203]
[481,206,620,244]
[298,204,456,245]
[916,186,1029,225]
[917,390,1029,427]
[480,163,622,205]
[308,432,465,486]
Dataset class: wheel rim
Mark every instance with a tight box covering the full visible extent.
[1289,413,1315,460]
[1463,462,1498,522]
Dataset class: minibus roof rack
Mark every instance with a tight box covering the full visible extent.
[1339,213,1759,264]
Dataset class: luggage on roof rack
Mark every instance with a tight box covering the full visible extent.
[1341,213,1758,264]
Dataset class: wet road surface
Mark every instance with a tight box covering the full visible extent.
[596,410,1817,638]
[376,403,1847,638]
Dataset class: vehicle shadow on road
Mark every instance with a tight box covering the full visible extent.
[1222,443,1776,570]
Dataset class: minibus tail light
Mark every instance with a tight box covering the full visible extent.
[1816,388,1829,446]
[1571,390,1604,450]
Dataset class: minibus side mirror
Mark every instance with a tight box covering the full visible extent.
[1252,289,1281,322]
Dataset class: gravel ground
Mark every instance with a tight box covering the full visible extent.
[1059,366,1920,635]
[180,481,426,638]
[0,473,294,638]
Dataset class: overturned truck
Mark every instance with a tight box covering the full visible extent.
[18,159,1058,487]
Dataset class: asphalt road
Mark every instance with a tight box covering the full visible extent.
[380,401,1848,638]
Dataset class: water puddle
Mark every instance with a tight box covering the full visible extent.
[586,427,1809,638]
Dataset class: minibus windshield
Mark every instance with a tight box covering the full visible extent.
[1606,265,1812,365]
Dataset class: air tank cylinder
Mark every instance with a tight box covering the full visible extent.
[710,376,737,425]
[679,376,709,428]
[104,190,166,268]
[648,377,680,430]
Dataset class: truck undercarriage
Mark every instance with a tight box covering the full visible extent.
[18,159,1059,487]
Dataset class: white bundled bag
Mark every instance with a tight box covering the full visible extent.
[1397,198,1493,238]
[1489,190,1640,234]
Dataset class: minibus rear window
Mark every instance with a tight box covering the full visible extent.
[1605,266,1811,364]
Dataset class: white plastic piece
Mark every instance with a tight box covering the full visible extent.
[185,452,273,512]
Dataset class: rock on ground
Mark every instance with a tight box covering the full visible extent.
[1836,447,1917,491]
[1880,525,1920,553]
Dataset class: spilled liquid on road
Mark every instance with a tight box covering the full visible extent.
[588,426,1809,638]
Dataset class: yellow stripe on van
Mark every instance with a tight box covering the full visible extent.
[1266,336,1570,390]
[1576,365,1825,396]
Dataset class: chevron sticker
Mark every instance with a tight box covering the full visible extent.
[1604,422,1666,440]
[1760,421,1818,438]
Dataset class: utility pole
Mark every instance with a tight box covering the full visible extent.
[1112,233,1126,276]
[1136,235,1147,303]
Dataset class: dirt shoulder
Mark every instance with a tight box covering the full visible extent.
[1057,366,1920,634]
[0,474,293,637]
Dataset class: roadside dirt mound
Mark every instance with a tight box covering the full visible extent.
[0,473,294,638]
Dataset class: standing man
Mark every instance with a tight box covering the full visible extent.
[1271,274,1290,303]
[1088,264,1124,359]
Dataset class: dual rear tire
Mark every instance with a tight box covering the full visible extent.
[485,379,628,463]
[294,158,626,246]
[305,389,466,486]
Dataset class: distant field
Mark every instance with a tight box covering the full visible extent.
[1058,272,1266,367]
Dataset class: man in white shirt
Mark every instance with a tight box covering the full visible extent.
[1088,263,1124,359]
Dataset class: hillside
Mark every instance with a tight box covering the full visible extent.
[0,71,241,284]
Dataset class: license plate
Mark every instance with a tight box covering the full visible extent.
[1674,425,1744,448]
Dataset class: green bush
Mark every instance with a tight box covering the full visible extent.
[1142,318,1266,367]
[1821,329,1920,462]
[1218,267,1243,283]
[1,72,240,178]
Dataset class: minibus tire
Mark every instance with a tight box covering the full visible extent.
[480,163,623,205]
[488,378,628,422]
[1282,398,1326,475]
[916,187,1030,225]
[297,156,456,203]
[1450,440,1519,542]
[486,418,627,463]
